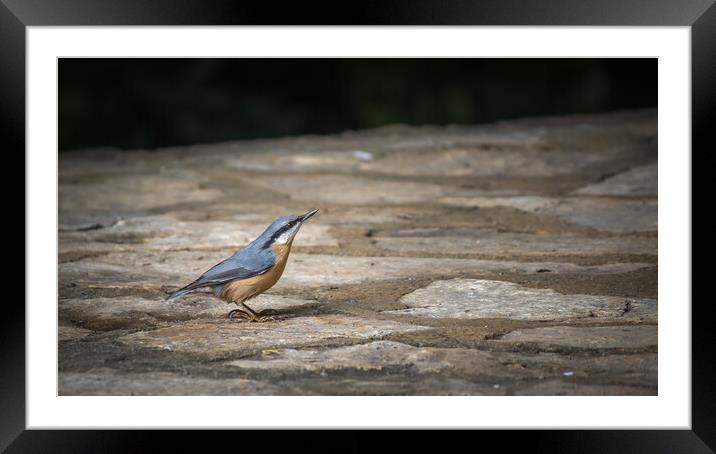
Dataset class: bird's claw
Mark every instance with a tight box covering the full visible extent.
[228,309,276,323]
[228,309,251,321]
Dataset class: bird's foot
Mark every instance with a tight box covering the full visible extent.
[228,308,251,321]
[228,309,276,323]
[253,309,280,322]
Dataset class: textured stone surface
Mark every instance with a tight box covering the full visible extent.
[510,352,658,388]
[512,380,654,396]
[498,325,657,349]
[59,294,314,331]
[371,232,656,256]
[58,324,94,341]
[58,110,658,396]
[60,214,336,252]
[441,196,657,233]
[387,279,657,321]
[59,174,223,211]
[574,162,657,196]
[59,369,286,396]
[220,343,657,395]
[229,147,642,178]
[224,340,528,377]
[60,250,654,294]
[244,174,451,205]
[276,255,654,287]
[226,341,455,373]
[118,316,429,357]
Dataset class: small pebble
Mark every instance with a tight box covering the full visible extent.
[352,150,373,161]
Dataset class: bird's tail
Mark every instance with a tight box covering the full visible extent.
[165,281,208,301]
[165,288,191,301]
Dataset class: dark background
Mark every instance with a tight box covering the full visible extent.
[58,58,657,151]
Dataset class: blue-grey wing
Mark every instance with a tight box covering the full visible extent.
[198,250,273,285]
[166,246,274,300]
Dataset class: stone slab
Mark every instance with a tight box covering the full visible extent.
[59,294,314,331]
[58,324,94,341]
[59,369,286,396]
[243,174,449,205]
[60,214,336,251]
[371,232,656,257]
[60,174,223,211]
[277,255,655,287]
[387,278,657,321]
[499,325,657,349]
[574,162,657,196]
[225,341,557,380]
[118,315,430,356]
[441,196,657,233]
[513,380,655,396]
[229,147,637,178]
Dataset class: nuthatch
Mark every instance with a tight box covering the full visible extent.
[166,209,319,322]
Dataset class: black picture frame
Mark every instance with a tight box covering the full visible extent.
[5,0,711,451]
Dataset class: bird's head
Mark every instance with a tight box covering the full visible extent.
[261,208,319,246]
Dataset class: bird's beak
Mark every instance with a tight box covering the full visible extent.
[299,208,319,222]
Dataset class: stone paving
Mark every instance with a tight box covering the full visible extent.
[58,109,658,395]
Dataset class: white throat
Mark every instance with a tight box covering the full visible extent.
[276,224,300,244]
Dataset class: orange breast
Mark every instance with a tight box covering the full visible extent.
[219,240,293,303]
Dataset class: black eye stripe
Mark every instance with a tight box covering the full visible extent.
[270,221,296,238]
[262,220,299,249]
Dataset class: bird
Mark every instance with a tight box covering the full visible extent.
[166,209,319,322]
